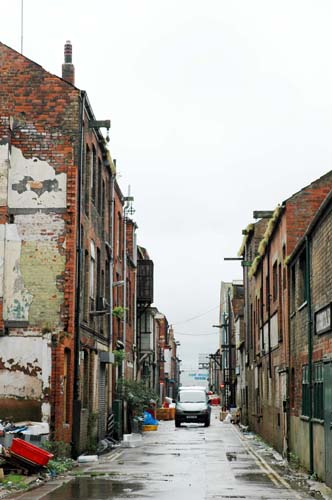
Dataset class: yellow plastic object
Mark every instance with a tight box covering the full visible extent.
[143,424,158,431]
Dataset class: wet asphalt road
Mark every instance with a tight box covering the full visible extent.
[15,408,325,500]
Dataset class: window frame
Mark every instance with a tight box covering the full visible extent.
[313,362,324,420]
[302,364,310,417]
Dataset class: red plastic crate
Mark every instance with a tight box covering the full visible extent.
[10,438,53,466]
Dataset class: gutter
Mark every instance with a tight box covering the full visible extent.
[267,245,272,378]
[108,166,115,406]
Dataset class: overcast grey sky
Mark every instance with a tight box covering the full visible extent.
[2,1,332,367]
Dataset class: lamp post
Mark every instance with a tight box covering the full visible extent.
[212,295,235,409]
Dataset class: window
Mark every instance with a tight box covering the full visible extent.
[90,241,96,299]
[84,145,91,214]
[282,244,287,290]
[290,367,295,409]
[302,365,310,417]
[290,265,296,314]
[96,247,101,299]
[83,250,89,321]
[91,146,97,205]
[98,158,102,213]
[272,261,278,302]
[127,279,131,325]
[117,213,122,259]
[278,262,283,341]
[313,362,323,420]
[298,250,307,305]
[250,304,253,349]
[101,180,106,226]
[82,350,89,408]
[105,261,110,335]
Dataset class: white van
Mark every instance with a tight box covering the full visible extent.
[175,388,211,427]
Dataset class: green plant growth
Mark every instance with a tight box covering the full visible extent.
[86,412,99,453]
[112,349,126,365]
[112,306,127,320]
[47,457,75,476]
[1,474,28,490]
[116,378,159,416]
[43,440,71,458]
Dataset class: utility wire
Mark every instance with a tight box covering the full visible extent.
[175,331,217,337]
[172,305,219,326]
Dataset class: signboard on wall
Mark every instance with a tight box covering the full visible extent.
[315,304,332,335]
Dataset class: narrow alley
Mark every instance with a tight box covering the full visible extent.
[14,408,328,500]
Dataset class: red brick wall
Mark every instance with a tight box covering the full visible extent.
[285,173,332,254]
[0,42,80,442]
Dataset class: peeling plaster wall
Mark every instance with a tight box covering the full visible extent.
[3,224,32,321]
[8,146,66,209]
[1,142,67,325]
[0,225,4,298]
[17,213,66,328]
[0,336,51,421]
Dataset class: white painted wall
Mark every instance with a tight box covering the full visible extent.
[0,336,51,421]
[8,146,66,209]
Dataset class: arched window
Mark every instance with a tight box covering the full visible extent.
[90,241,96,299]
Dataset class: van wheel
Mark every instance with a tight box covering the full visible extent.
[204,418,210,427]
[175,419,181,427]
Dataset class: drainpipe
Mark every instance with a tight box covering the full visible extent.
[286,257,291,462]
[267,246,272,378]
[260,270,264,354]
[123,209,127,378]
[306,236,314,475]
[133,243,137,380]
[108,169,115,409]
[228,290,233,407]
[72,90,86,456]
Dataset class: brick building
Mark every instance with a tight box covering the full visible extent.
[0,41,126,454]
[239,172,332,456]
[237,219,268,425]
[288,192,332,485]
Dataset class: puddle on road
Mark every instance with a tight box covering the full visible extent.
[235,472,271,484]
[40,476,143,499]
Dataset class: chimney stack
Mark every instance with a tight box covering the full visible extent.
[62,40,75,85]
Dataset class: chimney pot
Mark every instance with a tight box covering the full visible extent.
[64,40,72,63]
[62,40,75,85]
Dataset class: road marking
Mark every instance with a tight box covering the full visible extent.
[231,426,302,499]
[108,450,123,462]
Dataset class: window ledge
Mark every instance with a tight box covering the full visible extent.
[312,418,324,425]
[298,301,308,312]
[300,415,310,421]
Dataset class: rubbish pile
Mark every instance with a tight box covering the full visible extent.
[143,411,159,431]
[0,421,51,477]
[0,420,49,449]
[0,438,53,475]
